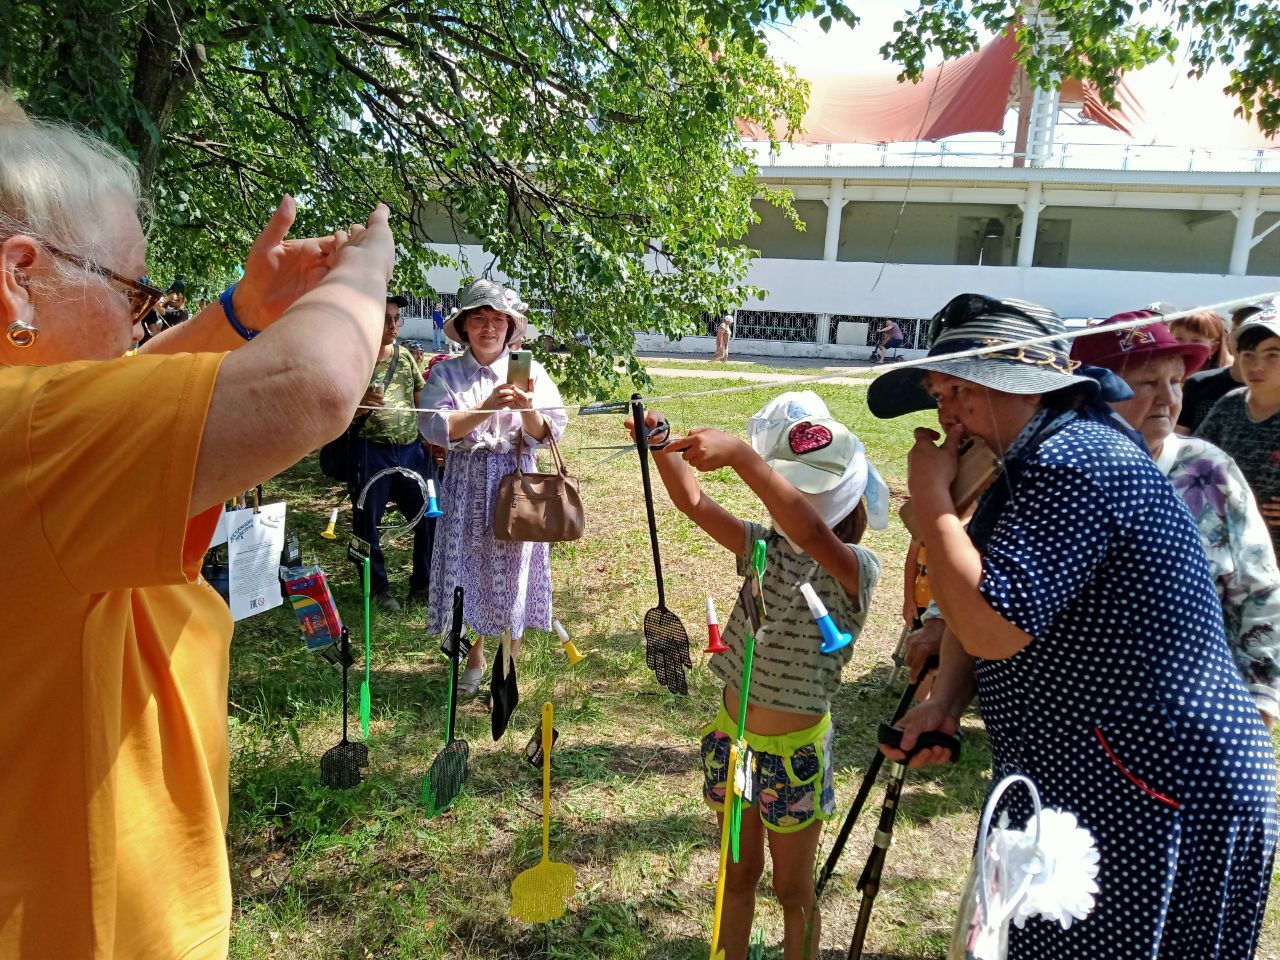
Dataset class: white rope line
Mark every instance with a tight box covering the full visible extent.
[358,290,1277,416]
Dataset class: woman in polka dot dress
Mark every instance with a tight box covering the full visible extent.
[869,294,1277,959]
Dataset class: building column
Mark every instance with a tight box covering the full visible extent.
[1017,181,1043,268]
[1229,186,1261,276]
[815,312,831,347]
[823,178,846,262]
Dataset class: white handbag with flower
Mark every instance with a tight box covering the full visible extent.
[950,774,1101,960]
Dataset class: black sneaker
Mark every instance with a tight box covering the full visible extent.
[405,586,430,606]
[374,591,401,612]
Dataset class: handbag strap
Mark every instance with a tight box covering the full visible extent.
[513,416,567,475]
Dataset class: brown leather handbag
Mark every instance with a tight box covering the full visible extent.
[493,423,584,543]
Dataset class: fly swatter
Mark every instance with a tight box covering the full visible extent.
[320,626,369,789]
[632,395,692,695]
[710,539,765,960]
[422,586,469,816]
[510,701,576,922]
[360,554,372,738]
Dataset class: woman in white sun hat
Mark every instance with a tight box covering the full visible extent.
[418,279,567,702]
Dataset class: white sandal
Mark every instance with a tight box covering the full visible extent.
[457,661,487,701]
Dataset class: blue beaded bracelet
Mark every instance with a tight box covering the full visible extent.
[220,283,259,341]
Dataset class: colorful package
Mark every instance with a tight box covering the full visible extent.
[283,565,344,652]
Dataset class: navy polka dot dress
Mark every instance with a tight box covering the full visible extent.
[971,416,1277,959]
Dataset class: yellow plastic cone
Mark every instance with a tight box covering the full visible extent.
[553,620,585,665]
[320,507,339,540]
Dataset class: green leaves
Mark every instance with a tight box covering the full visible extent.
[8,0,1278,398]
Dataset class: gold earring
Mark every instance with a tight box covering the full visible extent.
[5,319,38,347]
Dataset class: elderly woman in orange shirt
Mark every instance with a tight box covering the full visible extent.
[0,91,394,958]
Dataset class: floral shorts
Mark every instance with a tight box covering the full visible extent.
[700,705,836,833]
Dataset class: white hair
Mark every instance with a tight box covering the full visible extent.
[0,89,141,266]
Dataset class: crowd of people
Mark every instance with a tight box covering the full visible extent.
[2,88,1277,960]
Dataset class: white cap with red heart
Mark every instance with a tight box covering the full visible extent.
[766,417,858,495]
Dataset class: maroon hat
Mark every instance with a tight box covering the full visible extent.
[1069,311,1211,377]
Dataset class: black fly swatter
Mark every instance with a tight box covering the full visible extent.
[631,395,692,696]
[422,587,470,815]
[320,627,369,789]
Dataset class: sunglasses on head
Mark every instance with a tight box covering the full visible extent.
[926,294,1011,348]
[41,241,164,324]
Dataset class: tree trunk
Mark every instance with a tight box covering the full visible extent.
[127,4,205,191]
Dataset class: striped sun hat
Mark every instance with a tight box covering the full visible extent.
[867,294,1098,418]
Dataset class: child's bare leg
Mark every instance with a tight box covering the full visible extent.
[718,805,766,960]
[765,819,824,960]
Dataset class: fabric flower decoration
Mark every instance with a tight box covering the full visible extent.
[1003,808,1100,930]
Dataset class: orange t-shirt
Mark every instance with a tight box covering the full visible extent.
[0,351,233,959]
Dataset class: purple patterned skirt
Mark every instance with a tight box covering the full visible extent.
[427,447,553,640]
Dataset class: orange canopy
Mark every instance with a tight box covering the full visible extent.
[744,30,1279,150]
[740,30,1020,145]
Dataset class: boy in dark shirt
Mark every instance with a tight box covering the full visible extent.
[1197,311,1280,561]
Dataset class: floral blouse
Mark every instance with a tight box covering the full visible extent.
[1155,433,1280,718]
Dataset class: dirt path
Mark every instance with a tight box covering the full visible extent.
[645,366,874,387]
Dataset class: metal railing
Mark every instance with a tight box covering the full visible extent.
[746,139,1280,174]
[734,309,820,343]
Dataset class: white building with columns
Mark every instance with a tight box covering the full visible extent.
[409,37,1280,361]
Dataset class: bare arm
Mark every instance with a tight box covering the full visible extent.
[626,411,745,554]
[903,539,921,623]
[189,206,394,515]
[663,426,863,598]
[140,298,251,353]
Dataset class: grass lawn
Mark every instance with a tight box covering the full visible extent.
[226,374,1280,960]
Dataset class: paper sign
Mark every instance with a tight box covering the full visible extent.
[225,502,287,622]
[209,509,230,548]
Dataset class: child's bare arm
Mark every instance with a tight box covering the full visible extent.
[624,412,746,555]
[665,428,863,597]
[903,539,921,623]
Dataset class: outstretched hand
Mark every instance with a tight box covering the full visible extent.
[663,428,746,471]
[233,196,340,329]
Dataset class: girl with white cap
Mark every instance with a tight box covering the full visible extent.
[627,392,887,960]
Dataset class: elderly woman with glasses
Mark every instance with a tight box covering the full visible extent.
[418,279,567,714]
[870,294,1276,960]
[0,92,395,957]
[1072,315,1280,733]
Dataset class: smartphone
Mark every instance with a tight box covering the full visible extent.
[507,349,532,390]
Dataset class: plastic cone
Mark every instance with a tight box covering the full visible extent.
[320,507,339,540]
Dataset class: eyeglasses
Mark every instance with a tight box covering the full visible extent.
[42,241,164,324]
